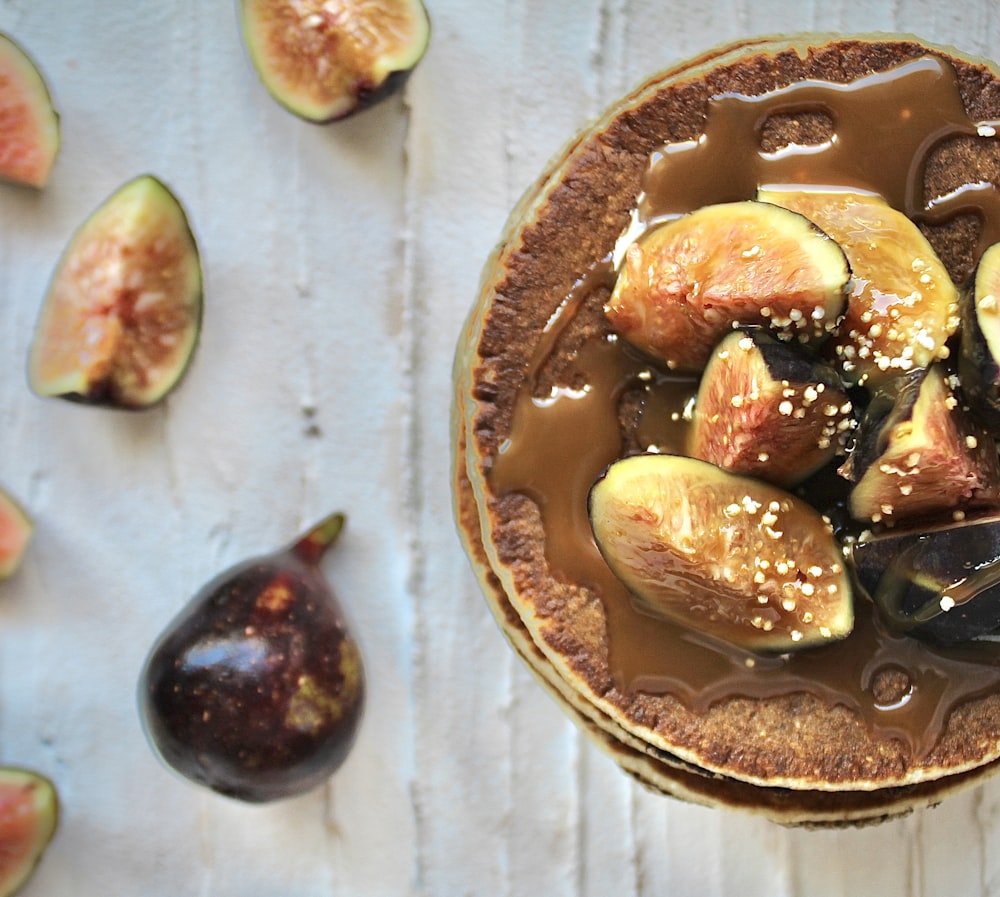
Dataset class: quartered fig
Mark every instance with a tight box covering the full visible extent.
[959,241,1000,431]
[0,489,32,580]
[589,454,854,653]
[239,0,431,123]
[27,175,202,410]
[139,513,365,802]
[852,514,1000,645]
[758,188,959,388]
[605,200,850,372]
[0,767,58,897]
[0,33,59,188]
[688,328,854,487]
[842,365,1000,525]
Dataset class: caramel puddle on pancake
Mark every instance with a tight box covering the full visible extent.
[489,50,1000,761]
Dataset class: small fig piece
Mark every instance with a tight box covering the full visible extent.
[0,33,59,188]
[605,200,849,372]
[239,0,431,123]
[758,188,959,388]
[852,514,1000,645]
[843,365,1000,525]
[0,767,58,897]
[139,513,365,803]
[0,489,32,580]
[589,454,853,653]
[688,328,854,487]
[28,175,202,409]
[959,241,1000,431]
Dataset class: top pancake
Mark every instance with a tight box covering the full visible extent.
[455,35,1000,791]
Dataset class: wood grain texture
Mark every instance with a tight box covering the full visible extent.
[1,1,999,895]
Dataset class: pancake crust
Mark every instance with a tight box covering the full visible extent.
[455,34,1000,798]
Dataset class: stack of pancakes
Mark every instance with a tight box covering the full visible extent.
[453,34,1000,826]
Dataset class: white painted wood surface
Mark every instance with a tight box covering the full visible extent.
[2,1,1000,895]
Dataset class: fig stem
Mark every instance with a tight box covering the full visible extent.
[292,512,346,566]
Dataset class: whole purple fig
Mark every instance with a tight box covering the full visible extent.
[139,513,364,802]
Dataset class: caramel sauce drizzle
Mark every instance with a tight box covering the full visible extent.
[490,55,1000,758]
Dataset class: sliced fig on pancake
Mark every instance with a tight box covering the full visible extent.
[688,328,854,487]
[28,175,202,409]
[758,188,959,389]
[842,365,1000,525]
[605,201,850,372]
[589,454,853,653]
[0,33,59,188]
[239,0,431,123]
[852,513,1000,645]
[959,242,1000,431]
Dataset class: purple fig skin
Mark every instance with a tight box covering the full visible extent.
[139,513,365,802]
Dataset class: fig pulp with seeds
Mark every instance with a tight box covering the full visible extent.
[0,33,59,188]
[239,0,431,123]
[605,200,849,372]
[688,328,854,488]
[28,175,202,410]
[139,513,365,802]
[589,454,854,653]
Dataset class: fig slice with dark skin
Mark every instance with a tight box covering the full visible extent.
[605,200,849,372]
[589,454,853,653]
[139,512,365,803]
[239,0,431,123]
[0,488,32,580]
[27,175,202,410]
[0,767,58,897]
[852,513,1000,645]
[758,188,959,389]
[842,365,1000,526]
[688,328,854,488]
[0,33,59,188]
[959,241,1000,432]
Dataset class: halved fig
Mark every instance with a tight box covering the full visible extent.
[842,365,1000,525]
[605,201,850,372]
[852,514,1000,645]
[0,33,59,189]
[589,454,854,653]
[0,489,32,580]
[758,188,959,388]
[959,241,1000,431]
[688,328,854,487]
[28,175,202,409]
[239,0,431,123]
[0,767,57,897]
